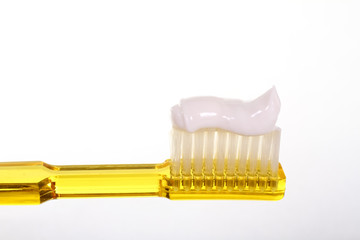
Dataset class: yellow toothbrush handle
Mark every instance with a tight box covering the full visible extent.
[0,161,171,205]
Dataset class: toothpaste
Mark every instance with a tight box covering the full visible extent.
[171,87,281,135]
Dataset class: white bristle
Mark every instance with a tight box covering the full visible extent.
[260,132,272,175]
[193,130,204,176]
[248,135,259,175]
[238,136,249,175]
[270,129,281,177]
[227,133,239,176]
[181,131,192,176]
[215,131,227,175]
[170,128,182,176]
[204,130,215,175]
[170,127,281,191]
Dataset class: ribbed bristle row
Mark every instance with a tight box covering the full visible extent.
[170,128,281,192]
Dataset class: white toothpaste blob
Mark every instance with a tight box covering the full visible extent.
[171,87,281,135]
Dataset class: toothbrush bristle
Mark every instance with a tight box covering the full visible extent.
[170,128,281,192]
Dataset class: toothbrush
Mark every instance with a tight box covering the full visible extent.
[0,87,286,204]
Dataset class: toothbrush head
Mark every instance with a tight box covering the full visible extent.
[168,88,286,200]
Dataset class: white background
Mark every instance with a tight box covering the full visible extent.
[0,1,359,239]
